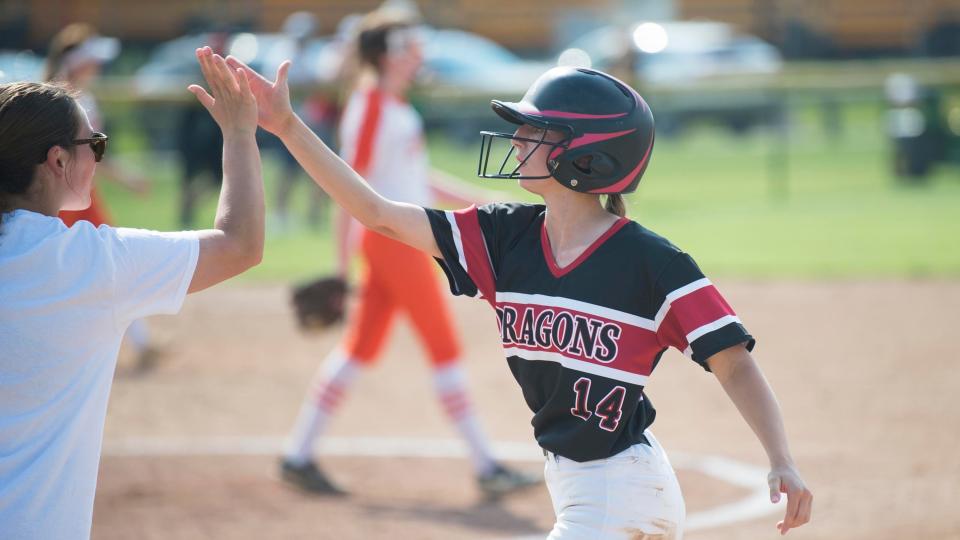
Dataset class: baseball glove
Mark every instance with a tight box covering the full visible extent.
[291,275,348,331]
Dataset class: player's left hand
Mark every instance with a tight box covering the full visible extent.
[768,465,812,535]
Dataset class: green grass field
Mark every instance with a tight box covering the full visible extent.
[98,100,960,281]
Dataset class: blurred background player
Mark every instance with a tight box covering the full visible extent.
[279,7,538,498]
[177,27,227,228]
[264,11,338,234]
[45,23,159,371]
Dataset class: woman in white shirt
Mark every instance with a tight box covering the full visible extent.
[0,47,262,540]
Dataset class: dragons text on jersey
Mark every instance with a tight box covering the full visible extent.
[426,203,754,462]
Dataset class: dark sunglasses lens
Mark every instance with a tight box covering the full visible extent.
[90,139,105,162]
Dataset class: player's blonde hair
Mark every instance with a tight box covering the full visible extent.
[604,194,626,217]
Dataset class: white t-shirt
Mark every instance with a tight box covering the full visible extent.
[339,89,432,206]
[0,210,199,539]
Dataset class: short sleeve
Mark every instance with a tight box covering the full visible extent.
[424,206,496,305]
[653,253,755,371]
[106,227,200,325]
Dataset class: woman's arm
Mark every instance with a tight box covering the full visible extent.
[707,345,813,535]
[227,56,441,259]
[185,48,265,293]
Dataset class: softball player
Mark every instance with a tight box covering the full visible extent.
[280,10,537,497]
[230,56,813,538]
[0,48,263,539]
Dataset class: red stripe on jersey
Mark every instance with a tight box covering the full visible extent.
[656,309,689,352]
[453,207,497,306]
[496,301,663,377]
[350,89,382,176]
[666,285,736,337]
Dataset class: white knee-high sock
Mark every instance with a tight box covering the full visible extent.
[284,350,361,465]
[433,363,497,476]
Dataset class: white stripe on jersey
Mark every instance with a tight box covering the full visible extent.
[445,211,469,274]
[686,314,742,344]
[503,347,650,386]
[653,277,712,330]
[495,292,655,331]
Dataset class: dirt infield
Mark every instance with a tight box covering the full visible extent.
[93,281,960,539]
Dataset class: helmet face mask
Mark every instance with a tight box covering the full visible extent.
[477,127,571,180]
[477,67,655,194]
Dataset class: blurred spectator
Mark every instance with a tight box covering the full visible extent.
[266,11,340,233]
[177,30,227,228]
[46,23,160,371]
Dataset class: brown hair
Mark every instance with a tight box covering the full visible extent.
[604,194,626,217]
[354,9,417,73]
[0,82,81,226]
[43,23,98,82]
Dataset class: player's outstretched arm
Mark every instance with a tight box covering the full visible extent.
[225,56,441,259]
[186,47,264,293]
[707,345,813,536]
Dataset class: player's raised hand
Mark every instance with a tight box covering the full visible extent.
[224,55,294,136]
[768,465,812,535]
[188,47,257,136]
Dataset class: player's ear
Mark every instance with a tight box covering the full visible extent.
[43,145,69,179]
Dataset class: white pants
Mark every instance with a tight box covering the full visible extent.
[544,431,685,540]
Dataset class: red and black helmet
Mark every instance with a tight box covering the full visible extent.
[478,67,655,194]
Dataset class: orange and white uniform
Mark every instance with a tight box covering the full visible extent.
[337,88,460,365]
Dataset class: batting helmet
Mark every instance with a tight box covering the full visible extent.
[478,67,655,194]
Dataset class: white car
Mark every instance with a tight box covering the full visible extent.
[559,20,782,86]
[0,50,44,83]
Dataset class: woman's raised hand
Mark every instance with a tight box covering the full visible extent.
[188,47,258,136]
[224,55,295,136]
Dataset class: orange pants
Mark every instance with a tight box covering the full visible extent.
[59,187,111,227]
[343,229,461,366]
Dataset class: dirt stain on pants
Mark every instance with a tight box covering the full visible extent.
[623,518,678,540]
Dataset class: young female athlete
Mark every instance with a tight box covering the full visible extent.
[44,23,159,369]
[228,55,813,538]
[0,48,263,539]
[280,10,537,497]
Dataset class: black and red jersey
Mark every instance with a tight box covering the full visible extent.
[425,203,754,462]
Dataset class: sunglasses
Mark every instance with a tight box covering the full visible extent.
[71,132,108,162]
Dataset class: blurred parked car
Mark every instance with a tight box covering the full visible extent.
[558,21,785,135]
[0,50,44,82]
[420,27,551,94]
[562,21,781,85]
[134,27,551,144]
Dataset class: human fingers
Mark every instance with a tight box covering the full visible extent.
[778,485,802,535]
[276,60,291,88]
[197,47,225,100]
[211,53,241,95]
[234,67,254,100]
[225,55,269,84]
[187,84,215,112]
[768,473,782,504]
[796,488,813,527]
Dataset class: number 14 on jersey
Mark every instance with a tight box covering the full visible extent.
[570,377,627,432]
